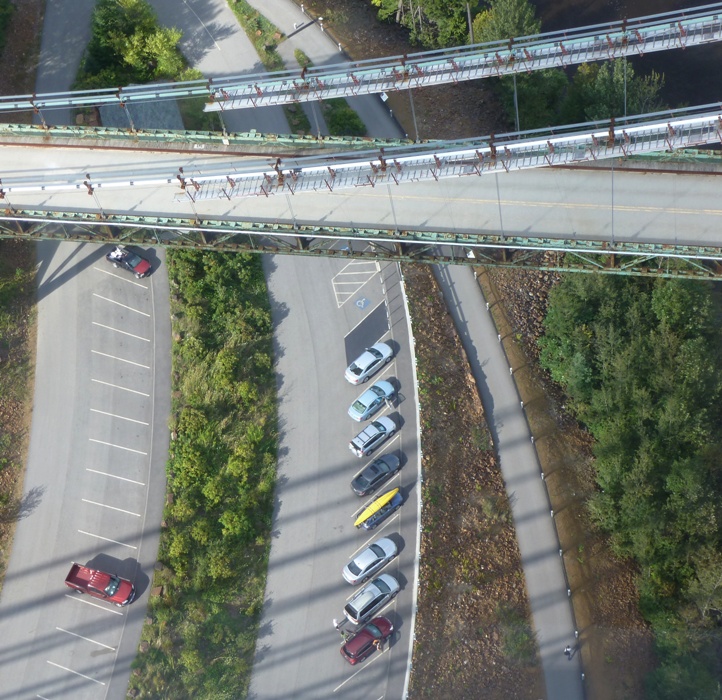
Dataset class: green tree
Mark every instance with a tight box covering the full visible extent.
[372,0,475,47]
[78,0,184,88]
[561,59,666,123]
[471,0,540,43]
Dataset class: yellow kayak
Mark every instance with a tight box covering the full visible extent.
[354,488,399,528]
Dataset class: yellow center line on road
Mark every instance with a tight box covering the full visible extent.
[351,190,722,216]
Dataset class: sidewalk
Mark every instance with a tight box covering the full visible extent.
[434,264,585,700]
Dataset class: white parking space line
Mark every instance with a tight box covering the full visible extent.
[91,350,150,369]
[81,499,141,517]
[90,408,149,425]
[367,512,400,537]
[89,438,148,455]
[91,379,150,397]
[333,646,390,692]
[86,468,146,486]
[37,694,52,699]
[92,321,150,342]
[348,532,382,559]
[56,627,116,651]
[46,661,106,686]
[93,266,148,287]
[65,594,125,615]
[332,261,380,308]
[93,293,151,317]
[77,530,137,550]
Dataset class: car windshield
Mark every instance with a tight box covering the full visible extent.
[368,347,383,360]
[348,560,362,575]
[375,579,390,594]
[127,253,142,267]
[351,399,367,413]
[370,386,385,398]
[104,575,121,596]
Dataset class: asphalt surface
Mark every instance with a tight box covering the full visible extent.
[3,144,722,251]
[0,243,170,699]
[253,255,418,699]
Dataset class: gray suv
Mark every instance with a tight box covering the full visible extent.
[349,416,396,458]
[344,573,400,625]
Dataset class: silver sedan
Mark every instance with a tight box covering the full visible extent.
[343,537,398,585]
[345,342,393,384]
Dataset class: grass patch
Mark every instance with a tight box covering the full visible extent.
[128,250,277,699]
[497,604,538,665]
[228,0,284,72]
[294,48,311,69]
[178,94,224,132]
[323,98,367,137]
[0,241,36,593]
[283,103,313,135]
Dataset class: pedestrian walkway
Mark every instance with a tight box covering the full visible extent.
[434,264,585,700]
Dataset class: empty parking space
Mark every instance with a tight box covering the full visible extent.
[344,302,391,365]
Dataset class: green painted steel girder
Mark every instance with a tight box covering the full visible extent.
[0,121,416,155]
[0,210,721,279]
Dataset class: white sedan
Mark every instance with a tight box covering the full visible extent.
[345,342,393,384]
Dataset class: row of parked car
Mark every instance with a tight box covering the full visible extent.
[338,342,404,665]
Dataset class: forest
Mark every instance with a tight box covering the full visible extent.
[540,275,722,698]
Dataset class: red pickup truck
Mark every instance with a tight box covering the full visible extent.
[64,563,136,606]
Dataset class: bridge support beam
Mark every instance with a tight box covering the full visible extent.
[1,214,722,280]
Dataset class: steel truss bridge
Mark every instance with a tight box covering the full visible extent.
[1,5,722,277]
[2,3,722,120]
[2,103,722,279]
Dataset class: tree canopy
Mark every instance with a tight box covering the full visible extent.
[539,274,722,698]
[372,0,475,47]
[78,0,185,89]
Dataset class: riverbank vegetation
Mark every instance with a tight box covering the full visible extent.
[539,275,722,698]
[128,251,277,699]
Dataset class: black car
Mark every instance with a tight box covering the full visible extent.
[106,245,152,278]
[351,454,401,496]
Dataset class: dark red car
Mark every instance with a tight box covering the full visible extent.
[64,563,136,606]
[340,616,393,665]
[106,245,152,278]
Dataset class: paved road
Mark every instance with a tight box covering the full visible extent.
[3,146,722,252]
[252,255,418,699]
[435,265,584,700]
[0,243,170,699]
